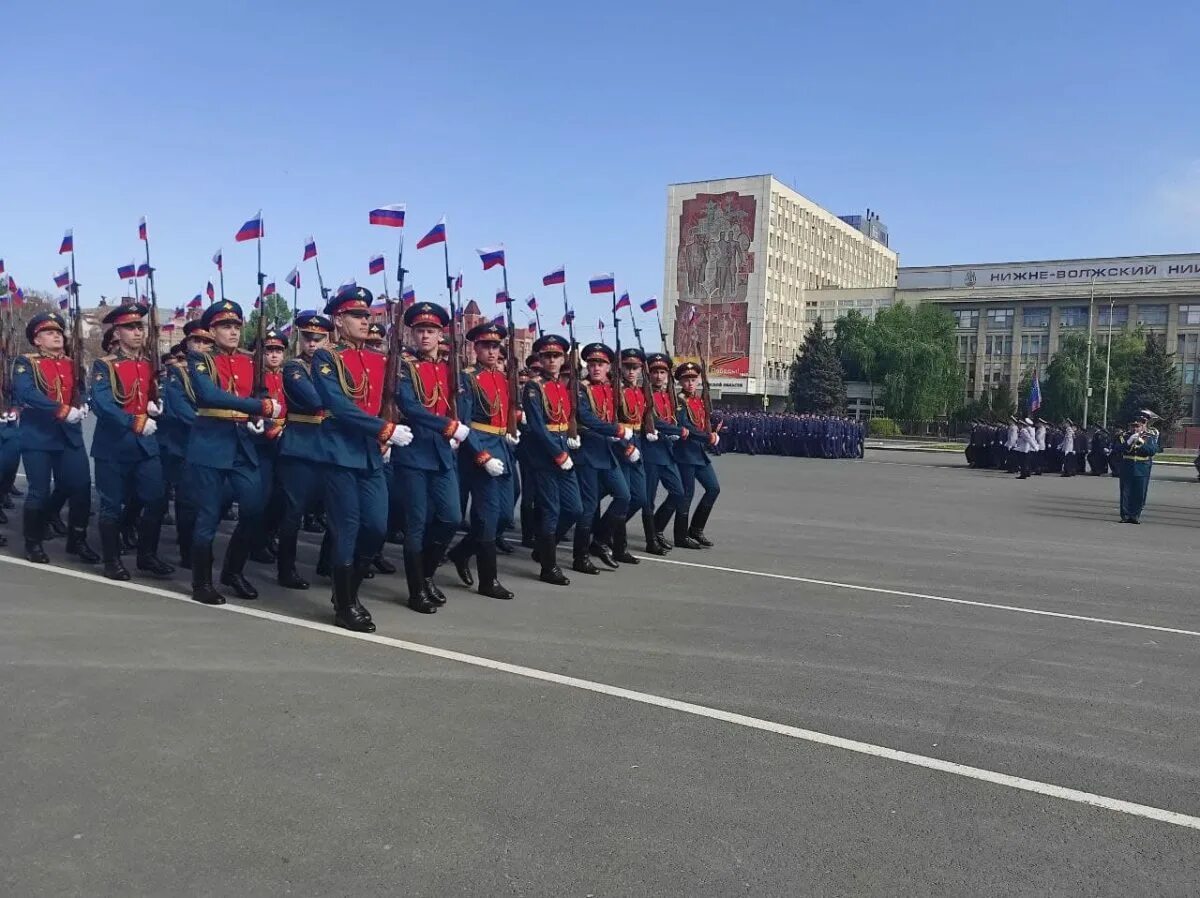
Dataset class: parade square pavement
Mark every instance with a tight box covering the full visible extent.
[3,449,1200,896]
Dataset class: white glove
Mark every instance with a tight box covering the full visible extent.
[146,400,162,418]
[645,431,659,442]
[266,399,282,418]
[618,425,633,441]
[140,417,158,437]
[627,447,641,464]
[450,438,460,450]
[505,432,520,446]
[383,445,392,463]
[246,419,265,435]
[452,422,470,442]
[666,434,680,442]
[566,436,581,450]
[558,455,574,471]
[483,458,505,477]
[710,433,720,448]
[65,406,84,424]
[1,411,16,423]
[388,425,414,447]
[81,404,91,419]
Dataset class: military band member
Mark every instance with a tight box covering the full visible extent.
[12,311,98,565]
[395,302,467,613]
[521,334,581,585]
[1118,410,1159,524]
[313,288,413,630]
[644,352,687,554]
[185,300,281,605]
[275,311,335,590]
[445,321,516,600]
[614,347,652,564]
[672,362,720,549]
[88,303,173,580]
[573,342,634,574]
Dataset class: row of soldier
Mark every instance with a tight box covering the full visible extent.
[0,289,722,632]
[966,418,1134,478]
[718,411,864,459]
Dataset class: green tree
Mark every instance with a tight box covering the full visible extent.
[991,380,1016,417]
[832,309,873,382]
[866,302,963,421]
[1040,328,1146,424]
[788,317,846,414]
[1118,333,1185,432]
[241,293,292,347]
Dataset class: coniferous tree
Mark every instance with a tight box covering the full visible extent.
[789,318,847,414]
[1119,333,1185,431]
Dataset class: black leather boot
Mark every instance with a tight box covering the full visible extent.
[191,543,226,605]
[46,510,67,539]
[572,528,600,574]
[275,524,309,589]
[219,534,259,599]
[642,512,666,556]
[403,550,437,614]
[589,539,619,569]
[23,508,49,563]
[689,502,714,547]
[352,556,377,623]
[333,564,375,632]
[653,501,675,550]
[477,542,514,600]
[495,534,514,555]
[423,542,448,606]
[315,533,332,578]
[537,534,570,586]
[136,513,175,577]
[176,504,195,569]
[303,512,325,533]
[65,525,100,564]
[371,552,397,574]
[612,518,639,564]
[673,509,703,550]
[447,538,475,587]
[99,519,131,581]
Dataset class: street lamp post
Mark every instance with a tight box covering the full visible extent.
[1103,296,1115,428]
[1083,278,1095,427]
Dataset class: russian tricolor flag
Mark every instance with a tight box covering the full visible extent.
[543,266,565,287]
[118,262,137,280]
[416,217,446,250]
[263,280,277,296]
[138,216,148,241]
[137,262,151,278]
[589,273,615,294]
[188,295,203,309]
[285,268,300,289]
[368,254,385,275]
[59,229,74,255]
[235,211,264,242]
[53,268,70,288]
[401,286,415,307]
[561,310,575,326]
[526,294,538,311]
[454,271,463,293]
[615,291,631,310]
[640,297,658,313]
[212,249,223,271]
[13,288,24,306]
[58,295,70,310]
[495,290,510,305]
[207,281,215,300]
[477,246,505,270]
[492,314,506,326]
[369,204,406,227]
[162,322,176,334]
[303,236,318,261]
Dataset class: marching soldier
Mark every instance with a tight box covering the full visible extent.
[1118,410,1160,524]
[445,321,516,600]
[251,326,288,563]
[394,302,466,613]
[162,320,210,567]
[614,347,651,564]
[88,303,174,580]
[312,287,413,630]
[573,342,635,573]
[184,300,281,605]
[12,311,98,565]
[521,334,580,585]
[275,311,334,590]
[366,321,386,349]
[672,361,720,548]
[0,353,19,542]
[644,351,688,555]
[517,352,544,548]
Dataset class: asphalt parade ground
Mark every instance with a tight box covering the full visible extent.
[3,449,1200,896]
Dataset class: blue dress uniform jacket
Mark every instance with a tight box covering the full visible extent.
[185,349,267,470]
[311,345,393,472]
[88,354,159,461]
[672,393,718,467]
[158,363,196,458]
[395,357,459,472]
[644,388,685,465]
[575,380,626,469]
[521,377,572,470]
[460,367,515,470]
[280,357,333,464]
[12,352,84,451]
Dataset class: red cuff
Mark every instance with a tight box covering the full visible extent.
[553,452,568,466]
[55,404,71,421]
[259,398,273,417]
[378,421,396,443]
[132,414,148,435]
[624,443,636,458]
[708,432,718,447]
[680,428,690,440]
[475,451,493,466]
[442,419,460,439]
[267,425,284,441]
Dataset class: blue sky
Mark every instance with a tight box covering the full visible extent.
[3,1,1198,344]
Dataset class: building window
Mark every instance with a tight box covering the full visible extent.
[985,335,1012,358]
[1098,305,1130,327]
[1180,305,1200,326]
[953,309,979,329]
[1059,306,1090,328]
[956,335,977,361]
[1138,305,1168,327]
[1022,307,1050,328]
[1020,334,1050,365]
[986,308,1013,330]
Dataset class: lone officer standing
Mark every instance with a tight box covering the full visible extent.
[12,310,98,565]
[1118,410,1160,524]
[88,302,174,580]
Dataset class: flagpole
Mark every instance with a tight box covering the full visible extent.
[626,300,643,352]
[442,239,457,362]
[314,256,328,300]
[144,232,160,356]
[382,265,390,304]
[534,306,543,335]
[218,253,225,303]
[394,233,408,346]
[611,278,621,355]
[560,282,576,348]
[656,310,668,354]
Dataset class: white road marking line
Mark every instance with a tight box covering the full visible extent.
[633,555,1200,640]
[3,554,1199,832]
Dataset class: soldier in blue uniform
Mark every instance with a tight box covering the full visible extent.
[573,342,634,574]
[521,334,580,585]
[614,347,652,564]
[517,352,544,547]
[12,311,98,565]
[672,362,721,549]
[312,287,413,629]
[394,302,467,612]
[250,326,288,564]
[0,350,20,542]
[644,352,688,554]
[161,320,210,567]
[88,303,174,580]
[445,321,516,600]
[185,300,281,605]
[274,311,335,590]
[1118,410,1160,524]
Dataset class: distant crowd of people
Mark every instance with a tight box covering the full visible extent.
[966,418,1129,478]
[716,412,865,459]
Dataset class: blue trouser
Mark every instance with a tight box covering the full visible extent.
[278,456,325,534]
[324,464,387,567]
[0,428,20,493]
[645,454,685,534]
[1118,463,1151,520]
[619,458,646,519]
[95,456,165,523]
[23,445,91,526]
[574,463,628,553]
[188,456,264,548]
[459,465,514,546]
[395,465,459,553]
[678,461,720,517]
[533,465,581,539]
[257,446,283,539]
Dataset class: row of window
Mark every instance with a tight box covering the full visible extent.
[952,304,1196,330]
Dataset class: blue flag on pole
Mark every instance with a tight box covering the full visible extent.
[1030,368,1042,413]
